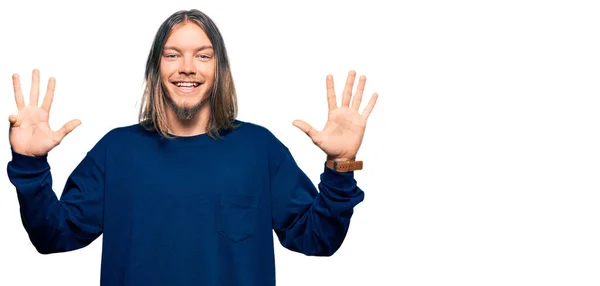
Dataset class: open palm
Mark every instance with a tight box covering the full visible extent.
[9,69,81,157]
[293,70,378,161]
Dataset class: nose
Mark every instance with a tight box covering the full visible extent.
[179,57,196,75]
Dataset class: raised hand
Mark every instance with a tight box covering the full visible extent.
[8,69,81,157]
[293,70,378,161]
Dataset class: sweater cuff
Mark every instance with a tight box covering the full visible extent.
[320,162,357,191]
[9,148,50,172]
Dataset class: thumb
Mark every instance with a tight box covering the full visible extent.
[292,120,321,144]
[8,115,17,126]
[54,119,82,142]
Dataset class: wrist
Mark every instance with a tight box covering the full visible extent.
[326,156,355,162]
[325,157,363,172]
[11,147,40,158]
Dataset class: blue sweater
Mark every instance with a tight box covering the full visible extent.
[6,121,364,286]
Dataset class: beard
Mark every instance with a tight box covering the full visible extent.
[165,93,210,121]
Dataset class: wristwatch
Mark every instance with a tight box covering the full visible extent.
[326,159,363,172]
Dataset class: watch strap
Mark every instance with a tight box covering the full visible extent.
[326,159,363,172]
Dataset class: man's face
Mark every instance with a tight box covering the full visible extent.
[160,22,216,120]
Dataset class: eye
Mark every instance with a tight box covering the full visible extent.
[164,54,178,59]
[198,54,212,60]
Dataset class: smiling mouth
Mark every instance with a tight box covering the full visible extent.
[172,81,201,93]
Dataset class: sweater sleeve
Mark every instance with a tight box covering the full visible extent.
[6,145,106,254]
[269,138,365,256]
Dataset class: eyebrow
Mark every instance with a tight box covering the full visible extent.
[163,45,214,52]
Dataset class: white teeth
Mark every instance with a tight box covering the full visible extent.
[176,82,198,87]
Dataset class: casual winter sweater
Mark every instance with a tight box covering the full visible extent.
[6,120,364,286]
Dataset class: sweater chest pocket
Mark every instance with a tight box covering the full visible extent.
[216,193,260,243]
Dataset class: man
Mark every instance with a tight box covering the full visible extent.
[7,9,378,286]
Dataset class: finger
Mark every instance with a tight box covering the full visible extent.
[30,69,40,106]
[12,74,25,110]
[351,75,366,111]
[326,74,337,111]
[41,77,56,113]
[54,119,81,142]
[292,120,322,144]
[341,70,356,107]
[361,93,379,120]
[8,114,18,126]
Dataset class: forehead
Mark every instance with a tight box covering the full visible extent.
[164,22,211,49]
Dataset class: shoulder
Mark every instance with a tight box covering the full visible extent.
[100,123,154,141]
[230,119,271,134]
[234,118,294,155]
[88,123,150,152]
[228,119,290,152]
[228,120,279,142]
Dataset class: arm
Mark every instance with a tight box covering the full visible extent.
[275,70,379,256]
[270,142,364,256]
[6,69,104,254]
[7,148,105,254]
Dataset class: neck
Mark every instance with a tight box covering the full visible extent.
[165,103,211,136]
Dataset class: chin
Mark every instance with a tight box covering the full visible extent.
[166,94,208,121]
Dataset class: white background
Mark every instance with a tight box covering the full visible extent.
[1,0,600,285]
